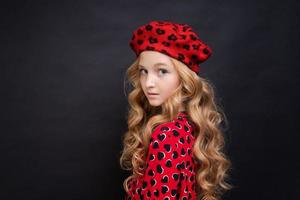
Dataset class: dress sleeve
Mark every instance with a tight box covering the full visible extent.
[139,122,187,199]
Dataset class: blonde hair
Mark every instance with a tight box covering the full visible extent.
[120,55,233,200]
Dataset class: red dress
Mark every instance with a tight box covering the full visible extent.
[125,111,197,200]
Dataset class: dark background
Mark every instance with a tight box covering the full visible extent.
[0,0,299,199]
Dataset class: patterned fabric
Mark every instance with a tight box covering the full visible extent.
[129,20,212,74]
[125,111,198,200]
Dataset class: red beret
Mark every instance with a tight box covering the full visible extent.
[129,20,212,74]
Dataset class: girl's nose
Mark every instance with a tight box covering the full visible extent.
[145,74,156,87]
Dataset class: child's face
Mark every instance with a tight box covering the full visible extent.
[138,51,180,107]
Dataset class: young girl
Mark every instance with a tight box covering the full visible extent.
[120,21,232,200]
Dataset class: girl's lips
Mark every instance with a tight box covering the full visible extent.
[147,93,159,98]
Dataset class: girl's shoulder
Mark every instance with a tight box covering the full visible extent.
[151,111,195,140]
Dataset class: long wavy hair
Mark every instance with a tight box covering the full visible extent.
[120,54,233,200]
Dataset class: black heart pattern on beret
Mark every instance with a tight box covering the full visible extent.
[129,20,212,74]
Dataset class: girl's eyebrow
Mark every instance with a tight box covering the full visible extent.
[138,62,168,69]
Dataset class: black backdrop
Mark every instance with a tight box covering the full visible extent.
[0,0,299,199]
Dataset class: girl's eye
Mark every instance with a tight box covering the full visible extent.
[139,68,168,75]
[159,69,168,75]
[139,69,146,75]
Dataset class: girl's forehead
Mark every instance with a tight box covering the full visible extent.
[138,51,174,69]
[138,62,169,69]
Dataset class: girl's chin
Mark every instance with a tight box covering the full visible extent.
[148,100,162,107]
